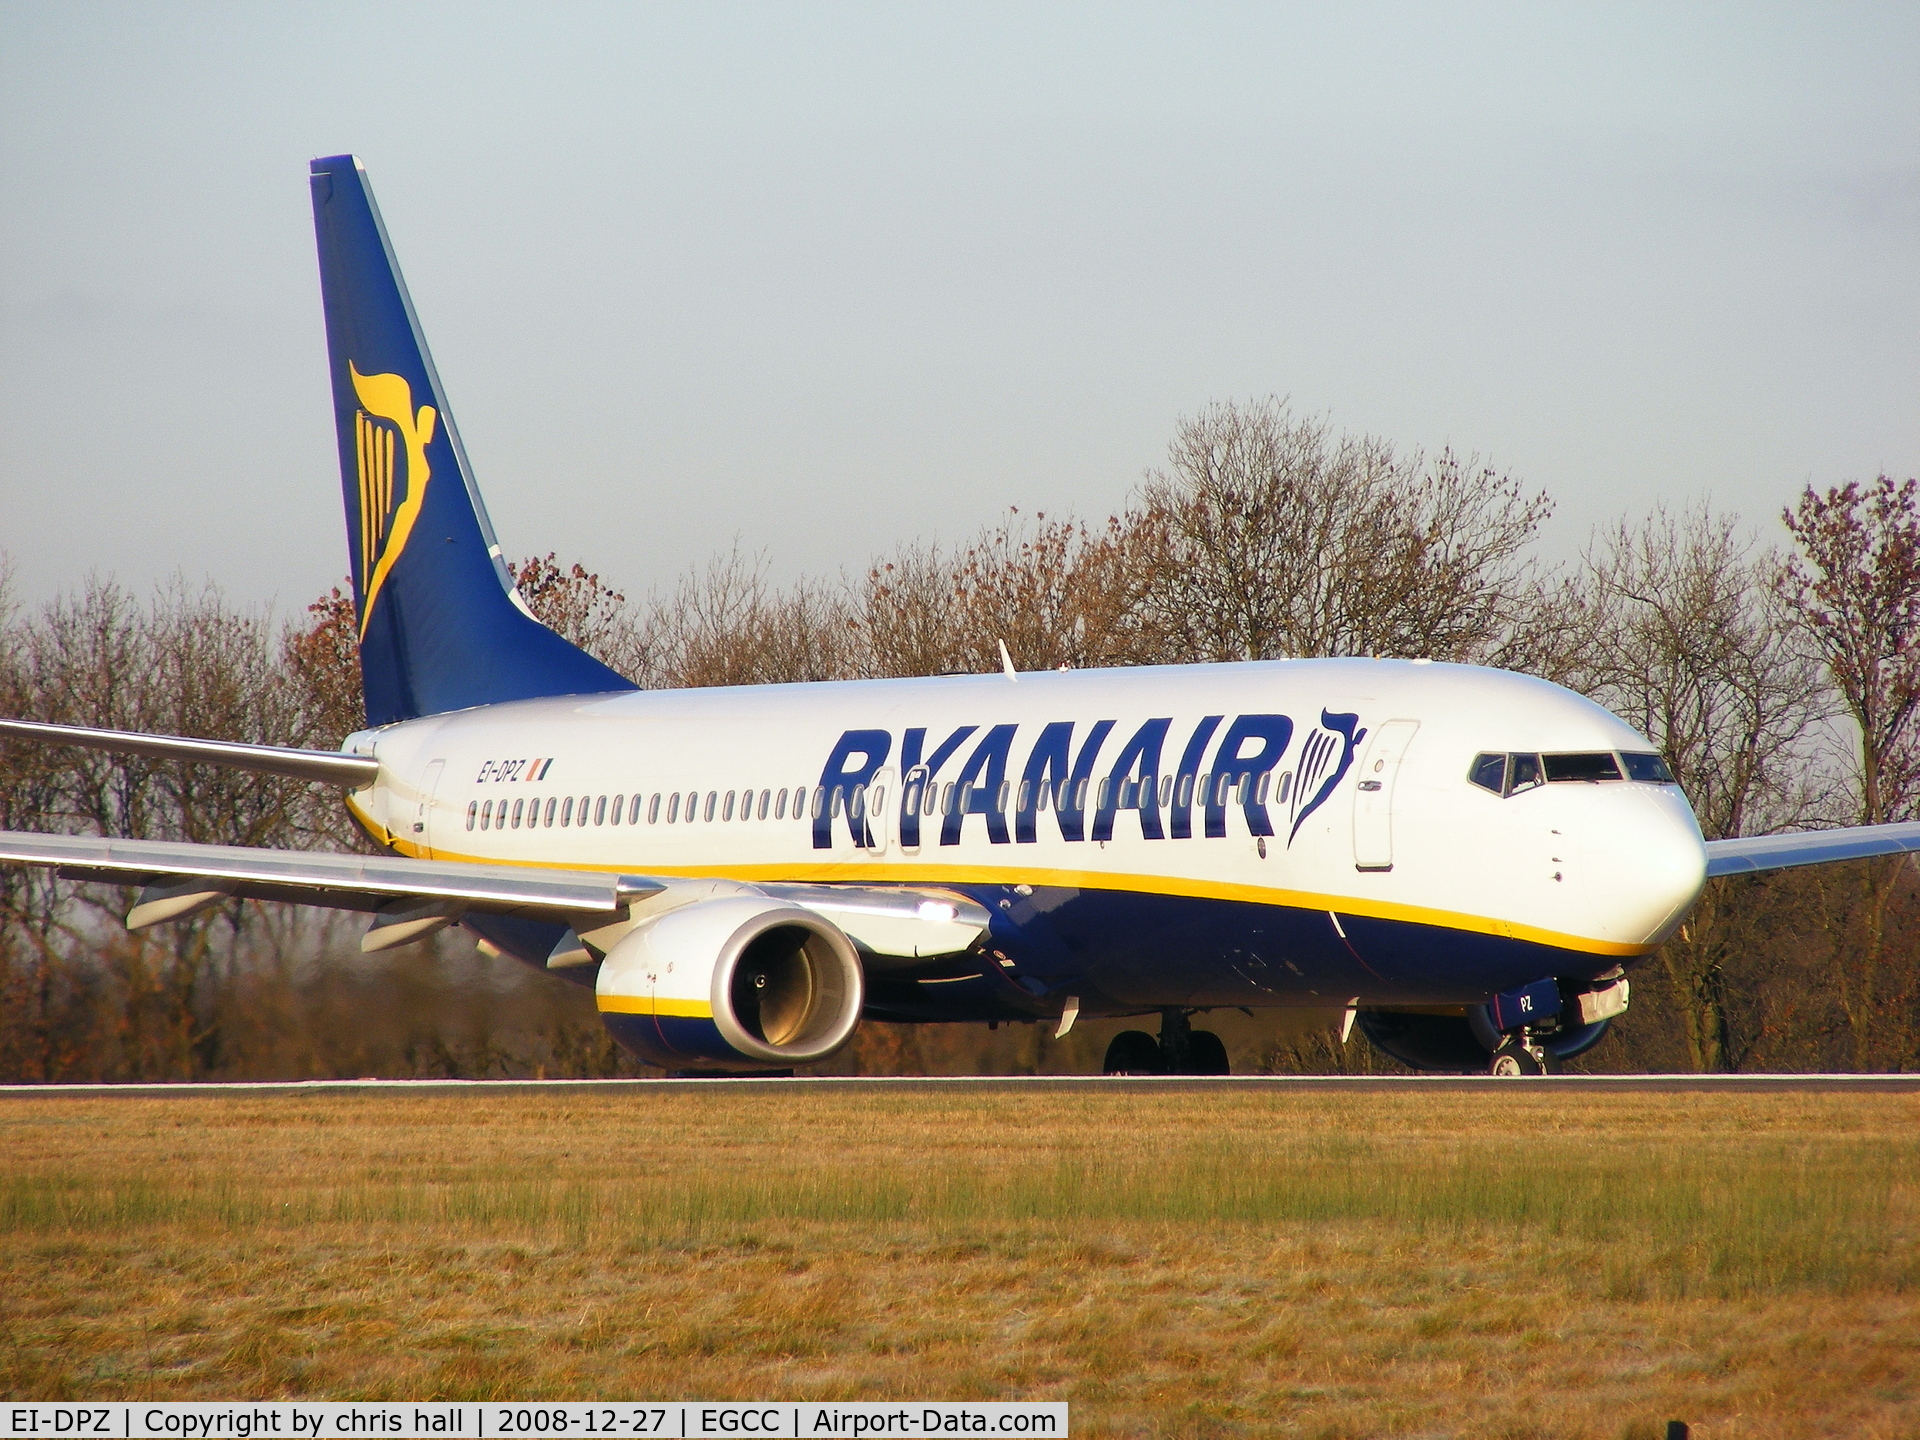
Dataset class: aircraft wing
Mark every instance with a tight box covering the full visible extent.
[0,831,988,961]
[0,717,377,788]
[1705,821,1920,878]
[0,829,657,931]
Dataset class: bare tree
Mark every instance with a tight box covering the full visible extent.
[628,546,862,689]
[857,542,968,679]
[1,577,326,1078]
[856,510,1152,678]
[1572,504,1831,1071]
[1782,474,1920,1069]
[507,553,634,668]
[949,511,1154,672]
[1131,399,1552,663]
[1782,476,1920,828]
[1578,505,1830,839]
[284,585,364,750]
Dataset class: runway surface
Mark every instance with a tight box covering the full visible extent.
[3,1074,1916,1096]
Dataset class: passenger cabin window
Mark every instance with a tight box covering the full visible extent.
[467,801,478,831]
[1544,752,1623,783]
[1622,752,1676,783]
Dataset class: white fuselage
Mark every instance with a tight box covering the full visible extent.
[345,658,1707,1007]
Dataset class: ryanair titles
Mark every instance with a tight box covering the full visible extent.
[813,710,1367,850]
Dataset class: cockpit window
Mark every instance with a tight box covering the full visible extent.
[1507,753,1543,794]
[1544,752,1623,783]
[1469,752,1507,794]
[1621,751,1676,783]
[1470,748,1677,796]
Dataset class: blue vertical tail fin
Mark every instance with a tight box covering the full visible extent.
[309,154,635,727]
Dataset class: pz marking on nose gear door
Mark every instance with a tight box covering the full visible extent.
[1352,720,1419,872]
[413,758,447,858]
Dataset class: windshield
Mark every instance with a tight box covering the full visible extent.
[1468,748,1675,797]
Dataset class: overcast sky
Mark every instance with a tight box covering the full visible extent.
[2,2,1915,617]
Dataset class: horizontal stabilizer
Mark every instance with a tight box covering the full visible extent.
[0,717,379,788]
[1705,821,1920,878]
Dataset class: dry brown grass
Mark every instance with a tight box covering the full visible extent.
[1,1087,1914,1437]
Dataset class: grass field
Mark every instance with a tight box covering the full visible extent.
[1,1086,1914,1438]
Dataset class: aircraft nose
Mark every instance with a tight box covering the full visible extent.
[1596,789,1708,946]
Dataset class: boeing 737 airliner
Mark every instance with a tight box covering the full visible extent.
[3,156,1916,1076]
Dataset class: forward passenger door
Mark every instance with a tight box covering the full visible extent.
[1352,720,1419,872]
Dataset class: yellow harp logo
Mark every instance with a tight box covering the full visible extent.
[350,364,437,638]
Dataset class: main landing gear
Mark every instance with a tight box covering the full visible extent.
[1102,1009,1230,1076]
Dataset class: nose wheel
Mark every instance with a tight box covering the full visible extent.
[1488,1032,1556,1076]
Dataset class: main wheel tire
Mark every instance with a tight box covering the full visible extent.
[1103,1029,1165,1075]
[1184,1030,1230,1075]
[1489,1041,1545,1077]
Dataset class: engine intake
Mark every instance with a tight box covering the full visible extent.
[596,896,863,1070]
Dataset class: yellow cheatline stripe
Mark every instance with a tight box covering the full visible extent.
[595,994,712,1018]
[351,794,1652,959]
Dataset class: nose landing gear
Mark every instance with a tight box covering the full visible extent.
[1488,1031,1557,1077]
[1102,1009,1231,1075]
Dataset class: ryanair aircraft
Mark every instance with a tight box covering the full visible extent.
[4,156,1916,1077]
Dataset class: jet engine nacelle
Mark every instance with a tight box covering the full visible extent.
[595,896,864,1071]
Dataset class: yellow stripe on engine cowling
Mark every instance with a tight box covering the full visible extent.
[595,994,713,1018]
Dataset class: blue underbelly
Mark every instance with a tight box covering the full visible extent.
[927,883,1614,1016]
